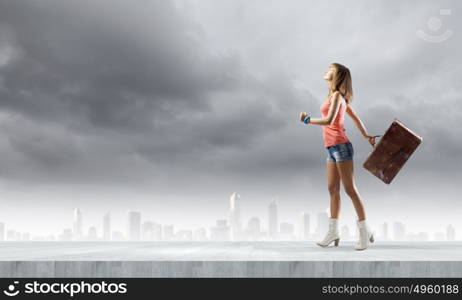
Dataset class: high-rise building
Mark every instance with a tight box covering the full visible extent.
[229,192,242,241]
[73,208,83,241]
[268,197,278,240]
[103,211,111,241]
[299,212,310,240]
[127,211,141,241]
[393,222,405,241]
[447,224,456,241]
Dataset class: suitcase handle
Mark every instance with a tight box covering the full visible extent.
[369,135,382,148]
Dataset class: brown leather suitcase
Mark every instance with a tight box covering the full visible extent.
[363,119,423,184]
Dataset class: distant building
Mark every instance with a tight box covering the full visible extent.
[163,225,174,241]
[112,231,124,241]
[418,232,429,241]
[176,230,193,241]
[316,212,329,240]
[153,222,162,240]
[127,211,141,241]
[393,222,405,241]
[0,222,4,241]
[229,192,243,241]
[88,226,97,240]
[379,222,389,240]
[7,230,20,241]
[210,219,230,241]
[142,221,155,241]
[247,217,261,241]
[46,235,56,241]
[433,232,445,241]
[299,212,310,240]
[73,208,83,241]
[6,229,16,241]
[194,227,207,241]
[268,197,278,240]
[103,211,111,241]
[406,232,428,241]
[59,228,73,241]
[447,224,456,241]
[21,233,30,241]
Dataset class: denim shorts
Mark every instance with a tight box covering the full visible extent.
[326,141,354,162]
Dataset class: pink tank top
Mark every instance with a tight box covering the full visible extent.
[320,94,350,147]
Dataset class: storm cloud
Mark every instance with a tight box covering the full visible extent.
[0,0,461,236]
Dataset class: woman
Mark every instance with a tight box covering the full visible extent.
[300,63,378,251]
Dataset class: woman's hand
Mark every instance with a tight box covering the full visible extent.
[300,112,308,122]
[365,135,381,147]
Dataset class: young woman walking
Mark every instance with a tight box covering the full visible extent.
[300,63,378,250]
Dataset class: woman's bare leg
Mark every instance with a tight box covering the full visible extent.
[336,160,366,221]
[326,161,341,218]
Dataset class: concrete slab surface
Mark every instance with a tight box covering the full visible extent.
[1,241,461,277]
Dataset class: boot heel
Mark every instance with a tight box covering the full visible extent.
[369,234,374,243]
[334,238,340,246]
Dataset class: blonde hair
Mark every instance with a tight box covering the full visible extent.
[329,63,353,104]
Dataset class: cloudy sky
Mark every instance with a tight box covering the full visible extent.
[0,0,460,238]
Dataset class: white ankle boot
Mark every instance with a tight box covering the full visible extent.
[316,218,340,247]
[355,219,374,250]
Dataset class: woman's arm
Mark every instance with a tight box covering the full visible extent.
[301,92,342,126]
[345,104,368,138]
[346,104,379,146]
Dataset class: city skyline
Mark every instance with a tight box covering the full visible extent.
[0,193,458,242]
